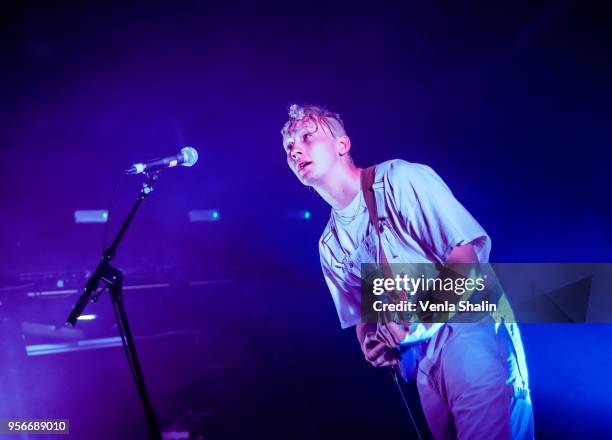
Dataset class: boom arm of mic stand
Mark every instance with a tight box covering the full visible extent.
[65,172,159,327]
[65,259,106,326]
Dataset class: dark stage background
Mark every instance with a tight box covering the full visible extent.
[1,1,611,439]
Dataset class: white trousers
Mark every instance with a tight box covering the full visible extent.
[416,319,534,439]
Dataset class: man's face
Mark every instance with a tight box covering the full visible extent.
[283,118,339,186]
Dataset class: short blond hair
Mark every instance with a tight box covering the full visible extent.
[281,103,346,140]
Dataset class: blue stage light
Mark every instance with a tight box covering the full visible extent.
[284,209,313,220]
[74,210,109,224]
[189,209,221,222]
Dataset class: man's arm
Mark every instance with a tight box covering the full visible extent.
[372,243,480,349]
[445,243,478,265]
[388,161,492,264]
[368,162,490,355]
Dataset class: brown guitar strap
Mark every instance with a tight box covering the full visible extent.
[360,166,403,325]
[360,166,391,267]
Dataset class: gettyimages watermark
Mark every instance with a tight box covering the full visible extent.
[360,263,612,324]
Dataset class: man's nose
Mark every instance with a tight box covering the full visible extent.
[290,149,302,161]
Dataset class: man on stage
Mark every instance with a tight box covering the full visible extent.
[281,103,534,439]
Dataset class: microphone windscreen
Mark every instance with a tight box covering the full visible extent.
[181,146,199,167]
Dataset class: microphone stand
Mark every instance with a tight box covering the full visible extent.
[66,172,162,440]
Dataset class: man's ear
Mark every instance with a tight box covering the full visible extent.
[337,135,351,156]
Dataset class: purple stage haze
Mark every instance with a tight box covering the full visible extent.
[1,1,611,439]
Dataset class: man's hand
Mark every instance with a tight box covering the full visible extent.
[356,323,399,367]
[375,322,410,348]
[362,332,399,367]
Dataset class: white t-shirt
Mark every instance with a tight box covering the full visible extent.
[331,190,369,255]
[319,159,491,329]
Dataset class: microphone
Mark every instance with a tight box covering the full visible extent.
[126,147,199,175]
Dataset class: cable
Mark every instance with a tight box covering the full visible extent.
[390,368,423,440]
